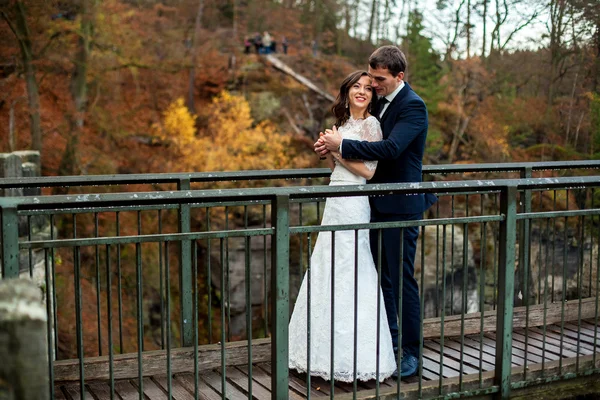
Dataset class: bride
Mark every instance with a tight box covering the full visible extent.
[288,71,396,382]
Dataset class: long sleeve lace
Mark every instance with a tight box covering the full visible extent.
[361,117,383,171]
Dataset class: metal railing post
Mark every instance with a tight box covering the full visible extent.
[271,195,290,400]
[1,203,20,279]
[495,185,517,399]
[178,178,193,347]
[517,167,532,305]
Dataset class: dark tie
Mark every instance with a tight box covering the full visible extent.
[377,97,389,117]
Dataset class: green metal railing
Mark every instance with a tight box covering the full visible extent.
[1,168,600,399]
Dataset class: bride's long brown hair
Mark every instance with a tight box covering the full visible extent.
[331,70,373,129]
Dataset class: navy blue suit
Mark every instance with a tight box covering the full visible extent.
[341,82,437,357]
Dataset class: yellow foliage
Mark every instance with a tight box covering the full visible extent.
[158,98,197,149]
[160,91,306,173]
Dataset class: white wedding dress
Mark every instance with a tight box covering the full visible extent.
[288,116,397,382]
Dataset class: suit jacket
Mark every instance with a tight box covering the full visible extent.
[341,82,437,215]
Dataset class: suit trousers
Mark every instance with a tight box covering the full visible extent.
[370,208,421,358]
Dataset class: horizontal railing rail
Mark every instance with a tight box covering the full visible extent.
[1,160,600,190]
[2,175,600,399]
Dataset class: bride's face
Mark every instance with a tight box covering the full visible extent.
[347,75,373,113]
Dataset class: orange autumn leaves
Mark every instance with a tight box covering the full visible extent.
[157,92,308,173]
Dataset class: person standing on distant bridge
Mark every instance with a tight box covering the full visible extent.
[315,45,437,379]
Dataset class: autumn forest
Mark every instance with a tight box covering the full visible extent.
[1,0,600,357]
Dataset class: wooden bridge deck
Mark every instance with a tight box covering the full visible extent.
[54,319,600,400]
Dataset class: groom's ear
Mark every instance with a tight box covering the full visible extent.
[397,71,405,82]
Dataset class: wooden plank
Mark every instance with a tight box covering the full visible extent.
[131,377,169,400]
[87,382,114,400]
[225,366,271,400]
[153,375,195,400]
[113,380,142,400]
[513,330,579,358]
[558,324,600,347]
[459,336,502,366]
[532,327,597,353]
[427,340,495,371]
[564,323,599,341]
[201,370,248,400]
[239,365,305,400]
[423,296,599,339]
[53,386,68,400]
[262,363,324,398]
[573,321,600,338]
[337,353,600,400]
[421,355,455,378]
[420,343,479,375]
[483,333,554,362]
[61,383,95,400]
[54,338,271,382]
[176,373,222,400]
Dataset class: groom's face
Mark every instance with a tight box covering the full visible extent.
[368,66,404,97]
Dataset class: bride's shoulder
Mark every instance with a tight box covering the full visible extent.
[364,115,381,126]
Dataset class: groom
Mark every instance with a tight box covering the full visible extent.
[315,45,437,378]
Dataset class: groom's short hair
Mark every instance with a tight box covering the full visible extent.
[369,46,407,77]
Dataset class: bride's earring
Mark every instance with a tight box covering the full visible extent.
[345,99,349,108]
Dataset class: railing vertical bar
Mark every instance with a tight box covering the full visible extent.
[271,195,290,400]
[537,192,543,304]
[542,216,550,377]
[193,241,199,399]
[594,208,600,366]
[493,193,498,310]
[397,228,404,399]
[165,243,172,399]
[245,233,253,400]
[552,191,557,303]
[1,206,20,278]
[352,229,358,399]
[375,228,381,399]
[263,204,268,337]
[495,185,517,400]
[116,211,124,354]
[206,208,213,344]
[225,206,231,343]
[27,215,33,277]
[158,210,165,350]
[590,189,595,298]
[439,224,447,396]
[95,212,102,356]
[178,178,193,347]
[418,224,426,398]
[479,222,487,387]
[576,214,585,372]
[523,212,531,380]
[74,244,85,400]
[330,231,336,399]
[106,244,115,400]
[451,196,456,316]
[136,213,144,399]
[220,238,227,400]
[306,233,312,400]
[559,212,568,373]
[44,248,55,400]
[50,214,58,357]
[459,222,468,390]
[435,201,441,318]
[243,204,252,399]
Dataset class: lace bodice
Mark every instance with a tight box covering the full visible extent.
[330,116,383,184]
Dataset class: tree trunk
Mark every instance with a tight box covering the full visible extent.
[466,0,471,58]
[367,0,377,44]
[187,0,205,113]
[5,1,43,153]
[481,0,487,58]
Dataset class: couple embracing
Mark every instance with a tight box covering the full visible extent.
[288,45,437,381]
